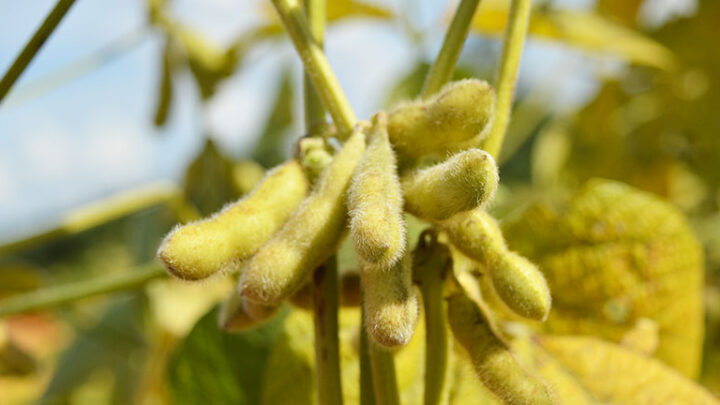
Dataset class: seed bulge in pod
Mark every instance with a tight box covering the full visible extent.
[387,79,495,158]
[238,126,367,305]
[362,252,419,348]
[447,293,554,405]
[440,208,506,265]
[491,252,551,321]
[403,149,498,221]
[158,160,309,280]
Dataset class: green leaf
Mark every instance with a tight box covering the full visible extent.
[503,179,705,377]
[168,306,288,405]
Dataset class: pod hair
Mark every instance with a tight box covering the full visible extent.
[158,160,309,281]
[403,149,498,220]
[387,79,495,159]
[447,292,554,405]
[362,252,419,348]
[238,126,367,305]
[441,209,551,321]
[348,112,406,267]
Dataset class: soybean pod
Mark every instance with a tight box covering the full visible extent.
[158,160,309,280]
[238,126,367,305]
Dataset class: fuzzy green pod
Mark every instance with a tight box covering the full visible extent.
[440,208,506,264]
[387,79,495,158]
[403,149,498,220]
[218,291,279,333]
[491,252,551,321]
[348,113,406,267]
[158,160,309,280]
[442,209,551,321]
[447,293,554,405]
[238,127,367,305]
[362,252,419,348]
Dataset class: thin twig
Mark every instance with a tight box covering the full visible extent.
[4,28,149,108]
[0,0,78,105]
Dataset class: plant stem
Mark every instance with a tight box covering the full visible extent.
[0,0,78,105]
[360,312,377,405]
[482,0,532,159]
[303,0,343,402]
[368,336,400,405]
[303,0,327,128]
[0,264,165,317]
[419,266,450,405]
[312,258,344,405]
[271,0,357,134]
[421,0,482,98]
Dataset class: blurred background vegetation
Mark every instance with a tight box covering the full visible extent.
[1,0,719,403]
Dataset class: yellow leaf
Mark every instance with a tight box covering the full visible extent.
[471,0,674,69]
[537,335,719,404]
[503,179,704,377]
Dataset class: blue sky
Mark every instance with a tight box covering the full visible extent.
[0,0,692,243]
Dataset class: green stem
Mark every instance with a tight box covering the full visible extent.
[271,0,357,134]
[368,338,400,405]
[303,0,343,403]
[312,258,344,405]
[303,0,327,128]
[419,267,450,405]
[421,0,482,98]
[360,312,376,405]
[0,264,165,318]
[482,0,532,159]
[0,0,78,105]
